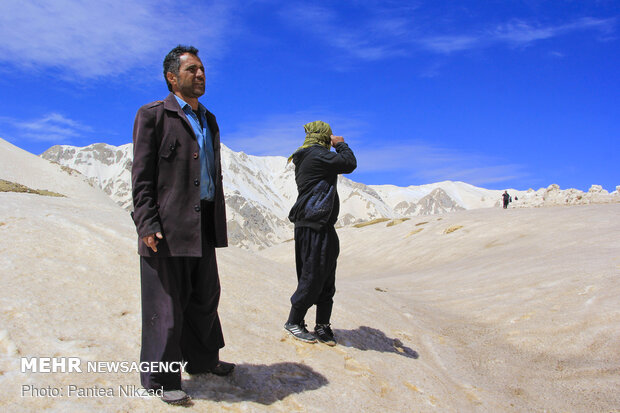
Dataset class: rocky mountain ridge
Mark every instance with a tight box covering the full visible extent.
[41,143,620,249]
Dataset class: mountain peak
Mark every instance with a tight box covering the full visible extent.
[40,142,620,249]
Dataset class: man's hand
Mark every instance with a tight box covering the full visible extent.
[142,232,163,252]
[330,135,344,146]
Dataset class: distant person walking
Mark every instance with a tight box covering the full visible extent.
[284,121,357,346]
[502,190,512,209]
[131,45,233,405]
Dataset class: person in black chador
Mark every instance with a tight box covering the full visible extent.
[502,190,512,209]
[284,121,357,346]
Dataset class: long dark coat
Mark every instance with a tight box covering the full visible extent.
[131,93,228,256]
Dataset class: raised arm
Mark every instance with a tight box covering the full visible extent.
[319,135,357,175]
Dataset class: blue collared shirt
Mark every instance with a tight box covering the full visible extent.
[174,95,215,201]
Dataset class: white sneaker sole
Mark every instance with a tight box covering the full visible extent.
[316,337,337,346]
[284,326,317,343]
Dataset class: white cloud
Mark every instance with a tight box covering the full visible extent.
[279,4,407,61]
[421,165,526,186]
[417,17,616,54]
[225,111,527,187]
[278,3,616,60]
[491,17,616,45]
[353,143,528,187]
[224,111,368,157]
[418,35,480,53]
[0,0,236,78]
[0,113,90,143]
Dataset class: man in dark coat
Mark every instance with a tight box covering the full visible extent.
[285,121,357,345]
[132,45,233,405]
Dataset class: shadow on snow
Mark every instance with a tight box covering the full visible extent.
[335,326,419,359]
[183,362,328,405]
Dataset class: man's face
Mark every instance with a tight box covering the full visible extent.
[169,53,205,99]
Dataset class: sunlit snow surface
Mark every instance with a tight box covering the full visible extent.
[2,137,620,412]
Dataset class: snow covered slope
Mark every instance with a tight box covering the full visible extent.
[3,135,619,411]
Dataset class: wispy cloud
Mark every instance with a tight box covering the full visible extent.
[495,17,614,43]
[279,4,408,61]
[413,17,616,54]
[353,142,528,187]
[418,17,616,55]
[224,111,368,157]
[279,3,616,61]
[0,113,90,143]
[418,35,480,53]
[0,0,236,78]
[225,111,527,187]
[490,17,616,45]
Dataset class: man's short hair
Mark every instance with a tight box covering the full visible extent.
[163,45,199,92]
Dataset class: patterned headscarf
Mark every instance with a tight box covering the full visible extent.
[287,120,332,163]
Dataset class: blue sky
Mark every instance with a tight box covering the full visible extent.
[0,0,617,191]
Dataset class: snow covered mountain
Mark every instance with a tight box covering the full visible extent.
[41,143,619,249]
[41,143,134,209]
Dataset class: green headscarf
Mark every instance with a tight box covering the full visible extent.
[287,120,332,163]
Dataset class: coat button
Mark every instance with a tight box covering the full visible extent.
[194,205,201,212]
[194,179,200,186]
[193,152,199,159]
[169,144,175,151]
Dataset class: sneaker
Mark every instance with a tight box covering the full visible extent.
[160,389,191,405]
[314,324,336,346]
[284,321,317,343]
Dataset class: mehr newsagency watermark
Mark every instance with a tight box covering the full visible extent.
[20,357,187,398]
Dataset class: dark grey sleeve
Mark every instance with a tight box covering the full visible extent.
[131,107,162,238]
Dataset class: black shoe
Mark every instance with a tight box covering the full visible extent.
[189,361,236,377]
[284,321,317,343]
[207,361,235,376]
[314,323,336,346]
[160,389,191,405]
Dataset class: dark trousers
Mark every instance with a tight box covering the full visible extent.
[288,225,339,325]
[140,201,224,390]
